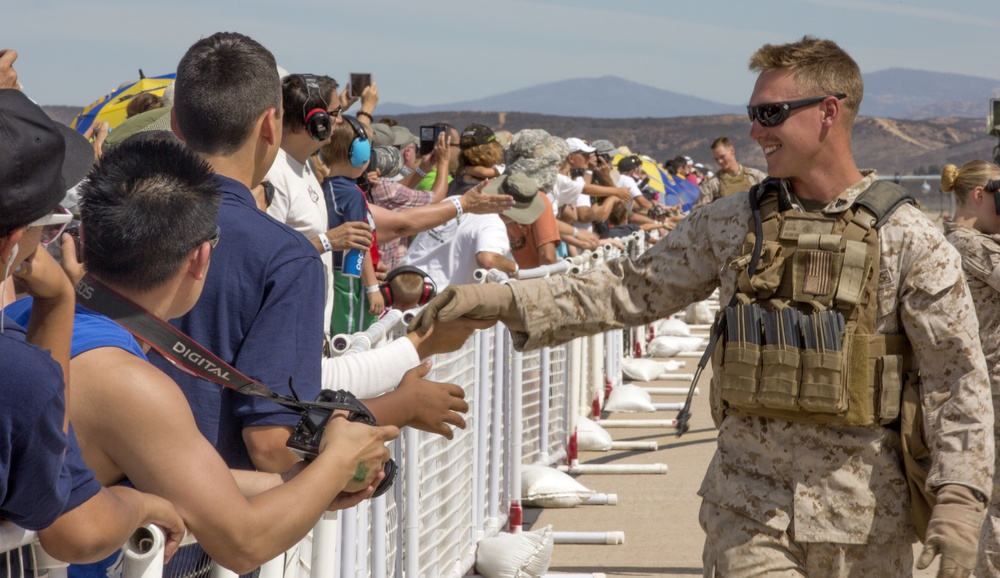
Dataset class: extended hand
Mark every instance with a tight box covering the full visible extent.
[396,361,468,439]
[915,484,985,578]
[407,315,495,358]
[460,179,515,215]
[407,283,518,335]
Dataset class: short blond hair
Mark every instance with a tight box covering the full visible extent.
[941,160,1000,205]
[748,36,863,126]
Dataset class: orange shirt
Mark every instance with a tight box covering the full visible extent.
[505,194,561,270]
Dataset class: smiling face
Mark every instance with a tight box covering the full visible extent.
[748,68,830,182]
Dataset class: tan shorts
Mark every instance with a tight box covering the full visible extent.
[699,500,913,577]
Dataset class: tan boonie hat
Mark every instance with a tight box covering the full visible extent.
[483,172,544,225]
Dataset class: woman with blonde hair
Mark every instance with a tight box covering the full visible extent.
[941,159,1000,576]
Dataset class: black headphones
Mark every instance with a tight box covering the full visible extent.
[342,115,372,168]
[382,266,437,308]
[298,74,331,142]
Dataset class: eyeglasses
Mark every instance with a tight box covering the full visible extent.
[327,107,343,119]
[28,205,73,246]
[193,225,221,250]
[746,93,847,127]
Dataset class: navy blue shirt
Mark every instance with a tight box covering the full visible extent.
[148,175,326,470]
[0,314,102,530]
[323,175,369,269]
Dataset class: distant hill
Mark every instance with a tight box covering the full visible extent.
[861,68,1000,119]
[377,76,743,118]
[379,70,1000,121]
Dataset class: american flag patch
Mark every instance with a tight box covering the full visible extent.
[802,250,832,295]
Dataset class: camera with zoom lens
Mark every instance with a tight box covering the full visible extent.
[287,389,397,498]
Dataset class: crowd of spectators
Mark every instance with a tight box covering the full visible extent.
[0,33,765,577]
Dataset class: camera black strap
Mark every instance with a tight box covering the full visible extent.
[73,274,354,414]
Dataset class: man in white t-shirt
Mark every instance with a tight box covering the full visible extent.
[401,177,532,289]
[266,73,375,333]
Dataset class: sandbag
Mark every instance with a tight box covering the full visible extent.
[576,416,613,451]
[604,383,655,412]
[521,464,594,508]
[476,524,554,578]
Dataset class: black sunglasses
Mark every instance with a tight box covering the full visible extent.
[747,93,847,127]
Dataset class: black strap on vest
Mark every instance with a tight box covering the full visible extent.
[675,188,767,436]
[74,274,356,415]
[673,178,913,436]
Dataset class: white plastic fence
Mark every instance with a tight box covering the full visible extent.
[3,232,681,578]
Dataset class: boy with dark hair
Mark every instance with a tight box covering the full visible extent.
[161,31,323,473]
[0,88,184,563]
[6,138,396,575]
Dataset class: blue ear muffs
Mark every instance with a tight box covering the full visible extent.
[344,115,371,168]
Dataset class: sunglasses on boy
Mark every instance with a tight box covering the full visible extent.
[28,205,73,246]
[747,93,847,128]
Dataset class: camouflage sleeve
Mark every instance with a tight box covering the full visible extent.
[508,203,728,350]
[694,177,719,209]
[951,230,1000,292]
[895,211,995,497]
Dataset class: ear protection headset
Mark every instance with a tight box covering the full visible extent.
[298,74,331,142]
[343,115,372,168]
[381,265,436,308]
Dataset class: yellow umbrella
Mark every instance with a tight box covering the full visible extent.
[70,72,175,134]
[612,154,700,211]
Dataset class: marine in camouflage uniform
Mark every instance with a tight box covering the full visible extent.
[411,37,994,578]
[940,161,1000,577]
[945,221,1000,578]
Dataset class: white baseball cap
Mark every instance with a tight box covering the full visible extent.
[565,137,595,154]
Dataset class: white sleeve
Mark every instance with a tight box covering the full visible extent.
[619,175,642,199]
[321,336,421,397]
[265,165,291,223]
[475,216,512,256]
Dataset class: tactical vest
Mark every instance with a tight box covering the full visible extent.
[716,167,756,199]
[710,178,915,427]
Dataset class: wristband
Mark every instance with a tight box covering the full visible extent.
[357,110,373,121]
[319,234,332,253]
[449,196,464,216]
[365,284,381,294]
[415,166,428,178]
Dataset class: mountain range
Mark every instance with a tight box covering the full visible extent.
[376,69,1000,121]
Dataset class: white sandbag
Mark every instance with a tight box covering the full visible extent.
[476,525,554,578]
[603,383,655,413]
[648,336,706,358]
[576,416,613,451]
[685,301,713,324]
[621,358,666,381]
[655,318,691,337]
[521,464,594,508]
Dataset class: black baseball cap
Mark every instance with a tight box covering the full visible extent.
[0,90,94,232]
[617,155,643,173]
[459,123,495,150]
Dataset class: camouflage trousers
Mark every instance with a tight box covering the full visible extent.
[976,491,1000,578]
[699,501,913,577]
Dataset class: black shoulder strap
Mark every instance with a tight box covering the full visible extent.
[852,180,915,229]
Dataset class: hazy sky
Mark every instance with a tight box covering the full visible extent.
[7,0,999,108]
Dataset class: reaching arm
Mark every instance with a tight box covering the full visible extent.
[73,349,396,574]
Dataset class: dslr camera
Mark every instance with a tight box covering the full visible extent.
[287,389,397,498]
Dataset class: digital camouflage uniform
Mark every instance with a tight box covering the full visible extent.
[508,171,994,576]
[694,165,767,210]
[944,222,1000,578]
